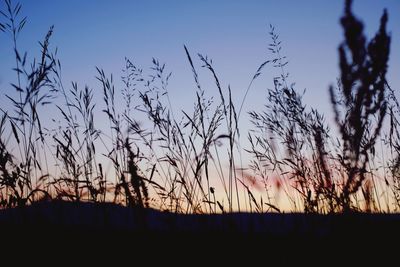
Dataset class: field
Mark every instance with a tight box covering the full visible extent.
[0,0,399,257]
[0,200,399,263]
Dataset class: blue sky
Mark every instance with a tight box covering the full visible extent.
[1,0,399,121]
[0,0,398,151]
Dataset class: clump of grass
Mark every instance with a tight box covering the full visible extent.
[248,0,391,213]
[329,0,390,211]
[248,24,335,213]
[52,81,104,202]
[383,82,400,211]
[0,0,56,206]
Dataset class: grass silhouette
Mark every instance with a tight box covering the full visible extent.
[0,0,398,215]
[1,2,400,262]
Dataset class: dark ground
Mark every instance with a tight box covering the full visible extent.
[0,201,398,264]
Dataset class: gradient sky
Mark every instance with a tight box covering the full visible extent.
[1,0,399,121]
[0,0,399,211]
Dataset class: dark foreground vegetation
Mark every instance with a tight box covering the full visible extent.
[1,200,399,235]
[0,201,398,263]
[1,0,398,213]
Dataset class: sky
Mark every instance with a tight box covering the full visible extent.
[0,0,399,210]
[1,0,399,121]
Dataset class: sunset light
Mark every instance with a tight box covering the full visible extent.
[0,0,399,261]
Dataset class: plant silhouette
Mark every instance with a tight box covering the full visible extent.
[0,0,397,214]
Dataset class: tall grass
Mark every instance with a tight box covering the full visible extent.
[248,0,392,213]
[0,0,397,213]
[329,0,390,211]
[0,0,56,206]
[248,24,336,212]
